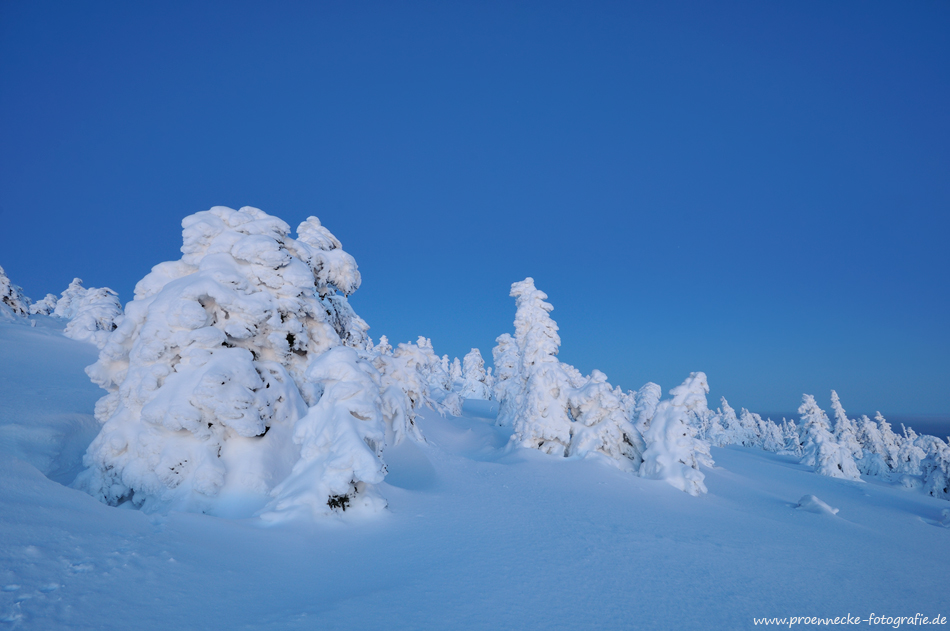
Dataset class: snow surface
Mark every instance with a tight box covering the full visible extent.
[1,317,949,630]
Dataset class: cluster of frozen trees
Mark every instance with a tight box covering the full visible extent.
[0,266,122,348]
[8,214,949,517]
[56,200,505,520]
[489,277,950,502]
[491,277,711,496]
[73,206,495,520]
[688,388,949,502]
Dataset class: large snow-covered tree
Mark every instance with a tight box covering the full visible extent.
[76,206,397,518]
[505,278,575,455]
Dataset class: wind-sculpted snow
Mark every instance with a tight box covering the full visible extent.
[75,206,406,518]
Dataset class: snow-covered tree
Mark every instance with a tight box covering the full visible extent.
[779,418,803,457]
[639,373,712,496]
[855,415,892,478]
[63,287,123,348]
[666,372,714,467]
[798,394,862,481]
[371,339,432,443]
[77,206,392,518]
[567,370,644,471]
[492,333,521,426]
[52,278,87,319]
[29,293,58,316]
[704,407,728,447]
[830,390,863,461]
[874,411,902,468]
[630,382,662,437]
[921,438,950,502]
[895,425,926,477]
[758,418,785,453]
[737,408,764,449]
[448,357,462,386]
[718,397,756,447]
[506,278,574,456]
[0,265,30,317]
[261,347,387,520]
[458,348,492,400]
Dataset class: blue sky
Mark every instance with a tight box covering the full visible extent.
[1,1,948,417]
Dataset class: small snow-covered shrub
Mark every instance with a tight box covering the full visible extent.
[458,348,492,400]
[63,287,122,348]
[76,206,395,518]
[29,293,58,315]
[0,265,31,317]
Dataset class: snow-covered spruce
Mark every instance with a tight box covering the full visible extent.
[52,278,87,319]
[567,370,644,471]
[29,293,58,315]
[76,206,400,518]
[492,277,646,473]
[778,418,803,457]
[639,373,713,496]
[458,348,492,400]
[855,414,892,478]
[629,382,661,437]
[798,394,862,482]
[504,278,575,456]
[492,332,521,426]
[830,390,863,462]
[0,265,31,317]
[63,287,123,348]
[370,337,434,443]
[895,425,927,481]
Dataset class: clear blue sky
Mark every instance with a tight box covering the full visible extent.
[1,1,948,417]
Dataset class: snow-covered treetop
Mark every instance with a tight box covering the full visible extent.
[510,277,560,366]
[53,278,86,318]
[799,394,831,431]
[29,293,58,316]
[668,371,710,414]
